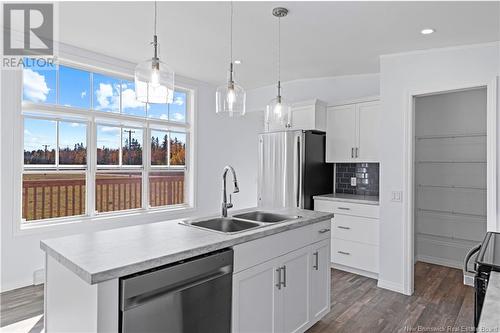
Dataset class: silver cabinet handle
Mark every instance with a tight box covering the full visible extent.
[282,265,287,288]
[351,147,354,158]
[338,251,350,255]
[318,228,330,234]
[338,207,350,210]
[356,147,359,158]
[313,251,319,270]
[337,226,351,230]
[275,267,282,290]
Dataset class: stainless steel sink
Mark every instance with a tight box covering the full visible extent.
[187,218,260,234]
[233,211,300,223]
[182,211,300,234]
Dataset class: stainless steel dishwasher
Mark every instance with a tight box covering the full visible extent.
[120,249,233,333]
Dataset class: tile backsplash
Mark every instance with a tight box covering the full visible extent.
[335,163,379,196]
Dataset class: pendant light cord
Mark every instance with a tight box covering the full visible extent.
[154,1,157,36]
[230,1,233,64]
[278,17,280,85]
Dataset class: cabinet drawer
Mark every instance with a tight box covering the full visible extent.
[315,200,379,218]
[233,219,330,274]
[331,215,379,245]
[332,239,379,273]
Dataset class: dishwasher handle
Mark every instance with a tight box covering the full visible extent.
[122,265,232,311]
[120,249,233,310]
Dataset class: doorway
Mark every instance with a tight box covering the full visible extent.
[413,87,487,273]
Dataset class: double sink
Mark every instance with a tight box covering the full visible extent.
[182,211,300,234]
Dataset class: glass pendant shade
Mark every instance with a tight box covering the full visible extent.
[216,76,246,116]
[266,96,291,127]
[135,57,174,104]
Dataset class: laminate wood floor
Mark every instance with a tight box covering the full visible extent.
[0,262,473,333]
[307,262,474,333]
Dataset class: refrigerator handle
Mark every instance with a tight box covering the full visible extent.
[296,134,303,208]
[258,137,264,205]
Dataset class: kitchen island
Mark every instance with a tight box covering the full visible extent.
[41,208,334,332]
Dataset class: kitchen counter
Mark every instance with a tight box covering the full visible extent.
[478,271,500,331]
[313,193,379,205]
[41,207,334,285]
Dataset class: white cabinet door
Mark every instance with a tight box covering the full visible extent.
[280,247,311,333]
[356,101,380,161]
[232,257,281,333]
[309,239,331,323]
[326,104,357,162]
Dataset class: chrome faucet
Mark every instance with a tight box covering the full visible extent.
[222,165,239,217]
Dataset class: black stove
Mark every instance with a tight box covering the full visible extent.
[465,232,500,327]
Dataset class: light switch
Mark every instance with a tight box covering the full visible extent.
[391,191,402,202]
[350,177,357,186]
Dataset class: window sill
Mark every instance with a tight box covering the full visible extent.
[15,204,197,237]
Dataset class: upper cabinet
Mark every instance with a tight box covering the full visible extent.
[326,99,380,162]
[266,99,327,132]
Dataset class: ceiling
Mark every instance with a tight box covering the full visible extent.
[59,1,499,89]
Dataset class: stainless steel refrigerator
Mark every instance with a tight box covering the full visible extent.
[258,130,333,210]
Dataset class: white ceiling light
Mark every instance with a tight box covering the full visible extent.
[234,60,242,64]
[421,28,435,35]
[266,7,291,128]
[134,1,174,104]
[216,2,246,117]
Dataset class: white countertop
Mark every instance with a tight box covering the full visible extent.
[313,193,379,205]
[478,271,500,331]
[40,208,334,285]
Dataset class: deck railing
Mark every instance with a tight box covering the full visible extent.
[22,172,185,221]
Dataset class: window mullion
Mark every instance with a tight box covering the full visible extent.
[142,126,150,209]
[87,118,96,217]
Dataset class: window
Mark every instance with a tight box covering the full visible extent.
[21,61,192,224]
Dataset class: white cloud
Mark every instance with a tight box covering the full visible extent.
[121,87,144,110]
[23,69,50,102]
[24,129,32,135]
[81,91,87,99]
[173,96,184,106]
[95,83,114,110]
[172,112,185,121]
[159,114,168,120]
[99,126,120,133]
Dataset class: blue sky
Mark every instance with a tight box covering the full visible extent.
[23,64,187,155]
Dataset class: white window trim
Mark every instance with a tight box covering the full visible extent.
[7,47,198,234]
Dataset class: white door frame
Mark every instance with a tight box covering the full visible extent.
[402,78,497,295]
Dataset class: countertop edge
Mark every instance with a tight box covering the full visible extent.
[313,195,379,205]
[41,212,334,285]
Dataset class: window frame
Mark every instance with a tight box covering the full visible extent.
[19,59,194,228]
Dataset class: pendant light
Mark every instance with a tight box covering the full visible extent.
[135,1,174,104]
[216,1,246,116]
[266,7,291,128]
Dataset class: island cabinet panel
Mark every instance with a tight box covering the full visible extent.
[280,247,311,333]
[309,239,331,323]
[44,255,118,333]
[232,256,281,333]
[232,221,331,333]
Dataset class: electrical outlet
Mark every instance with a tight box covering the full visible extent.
[391,191,402,202]
[350,177,357,186]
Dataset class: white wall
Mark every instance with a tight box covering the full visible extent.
[378,42,499,294]
[246,73,380,111]
[0,45,262,292]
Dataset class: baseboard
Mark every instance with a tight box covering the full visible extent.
[331,263,378,280]
[377,279,406,294]
[0,278,35,293]
[416,255,462,270]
